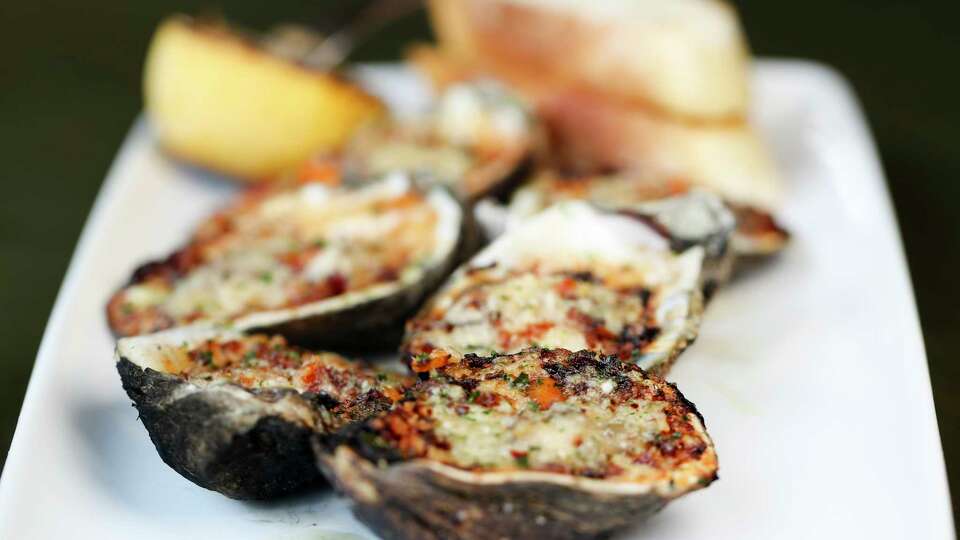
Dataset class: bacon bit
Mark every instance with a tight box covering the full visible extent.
[605,463,625,477]
[633,452,653,465]
[499,322,555,349]
[585,325,617,350]
[326,273,348,296]
[208,341,227,367]
[667,177,690,195]
[509,449,528,459]
[497,330,513,349]
[528,377,566,410]
[194,213,234,242]
[410,350,452,373]
[300,363,320,387]
[238,374,254,387]
[387,415,410,437]
[376,267,400,282]
[296,158,341,185]
[222,340,244,353]
[278,246,321,272]
[554,277,577,296]
[182,311,206,324]
[171,246,204,274]
[382,386,403,402]
[474,392,501,408]
[376,193,421,212]
[572,435,584,448]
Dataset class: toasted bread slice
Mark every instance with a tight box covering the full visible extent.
[537,89,782,208]
[408,48,782,209]
[427,0,751,120]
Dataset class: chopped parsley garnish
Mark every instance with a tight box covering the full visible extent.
[511,372,530,389]
[527,401,540,412]
[198,350,214,367]
[258,271,273,283]
[467,390,480,402]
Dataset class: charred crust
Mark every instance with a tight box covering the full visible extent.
[323,421,405,465]
[317,348,717,538]
[666,380,708,428]
[462,353,495,369]
[109,185,468,346]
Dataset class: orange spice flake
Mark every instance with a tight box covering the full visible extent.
[498,322,555,349]
[528,377,566,410]
[410,349,452,373]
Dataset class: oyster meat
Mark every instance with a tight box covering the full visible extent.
[317,348,718,540]
[337,80,538,201]
[403,201,705,375]
[107,174,466,348]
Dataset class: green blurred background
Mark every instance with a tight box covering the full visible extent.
[1,0,957,529]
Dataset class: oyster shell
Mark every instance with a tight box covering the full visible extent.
[106,174,467,348]
[316,348,718,540]
[115,326,410,499]
[505,170,789,259]
[403,201,705,375]
[339,79,538,201]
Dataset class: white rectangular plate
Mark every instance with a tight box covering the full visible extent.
[0,61,953,539]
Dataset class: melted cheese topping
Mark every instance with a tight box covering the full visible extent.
[363,349,716,488]
[148,334,408,400]
[344,81,532,197]
[109,178,439,336]
[405,263,664,369]
[429,385,668,472]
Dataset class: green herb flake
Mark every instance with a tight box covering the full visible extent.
[198,351,214,367]
[512,372,530,389]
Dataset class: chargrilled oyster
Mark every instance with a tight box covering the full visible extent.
[116,327,411,499]
[403,202,705,375]
[317,348,718,540]
[336,79,537,201]
[506,170,789,258]
[107,174,466,348]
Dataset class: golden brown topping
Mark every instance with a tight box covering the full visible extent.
[355,349,714,484]
[107,180,440,336]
